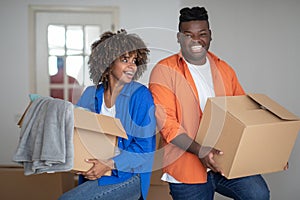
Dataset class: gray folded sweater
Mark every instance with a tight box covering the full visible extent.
[13,97,74,175]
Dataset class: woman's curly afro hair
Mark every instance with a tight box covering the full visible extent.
[88,29,150,86]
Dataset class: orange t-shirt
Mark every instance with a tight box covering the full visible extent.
[149,52,245,183]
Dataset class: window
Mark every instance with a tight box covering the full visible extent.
[47,25,101,103]
[29,5,119,104]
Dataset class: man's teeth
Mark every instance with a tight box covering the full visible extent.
[191,45,203,51]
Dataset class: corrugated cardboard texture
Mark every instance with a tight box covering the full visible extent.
[74,108,126,138]
[150,131,168,186]
[147,185,172,200]
[0,166,75,200]
[196,94,300,179]
[72,128,115,174]
[73,108,127,173]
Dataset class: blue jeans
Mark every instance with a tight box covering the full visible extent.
[58,174,141,200]
[169,172,270,200]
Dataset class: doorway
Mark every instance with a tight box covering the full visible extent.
[29,5,119,103]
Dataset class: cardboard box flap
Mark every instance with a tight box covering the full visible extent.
[97,115,127,138]
[248,93,300,121]
[209,95,259,113]
[17,101,32,127]
[74,108,127,139]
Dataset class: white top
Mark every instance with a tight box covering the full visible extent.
[161,57,215,183]
[100,96,116,117]
[100,96,120,155]
[186,58,215,111]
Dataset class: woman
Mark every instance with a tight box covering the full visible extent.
[59,29,156,200]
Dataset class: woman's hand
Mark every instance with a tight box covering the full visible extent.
[80,159,115,180]
[284,162,289,170]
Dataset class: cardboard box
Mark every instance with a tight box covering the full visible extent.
[150,131,168,186]
[147,184,172,200]
[17,102,127,175]
[73,108,127,173]
[0,166,75,200]
[195,93,300,179]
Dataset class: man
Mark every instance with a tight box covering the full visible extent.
[149,6,270,200]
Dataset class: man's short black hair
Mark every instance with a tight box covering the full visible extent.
[178,6,209,31]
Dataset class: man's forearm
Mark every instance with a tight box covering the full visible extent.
[170,133,201,156]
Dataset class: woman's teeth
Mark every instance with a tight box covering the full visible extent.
[125,71,134,76]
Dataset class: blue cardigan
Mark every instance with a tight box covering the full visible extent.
[76,81,156,200]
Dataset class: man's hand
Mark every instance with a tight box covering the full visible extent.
[171,134,224,175]
[198,146,223,175]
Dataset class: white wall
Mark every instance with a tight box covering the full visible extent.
[1,0,299,199]
[0,0,179,166]
[181,0,300,200]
